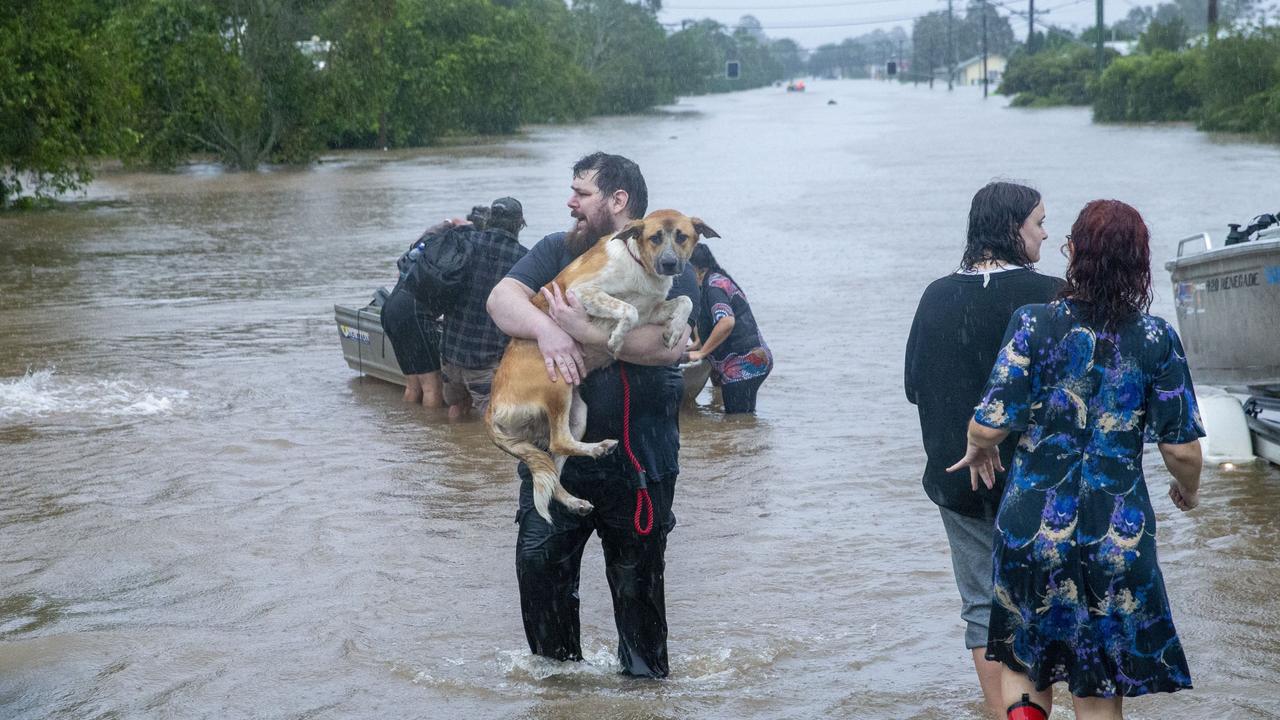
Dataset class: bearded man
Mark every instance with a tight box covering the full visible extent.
[486,152,698,678]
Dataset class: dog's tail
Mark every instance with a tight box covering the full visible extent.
[486,404,558,525]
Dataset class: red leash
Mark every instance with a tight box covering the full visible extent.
[618,364,654,536]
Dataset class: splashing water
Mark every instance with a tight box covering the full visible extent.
[0,368,188,422]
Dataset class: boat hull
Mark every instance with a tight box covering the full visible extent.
[1164,232,1280,391]
[335,300,713,403]
[335,300,406,386]
[1244,396,1280,466]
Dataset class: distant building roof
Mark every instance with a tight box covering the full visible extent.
[1104,40,1137,56]
[955,54,1007,70]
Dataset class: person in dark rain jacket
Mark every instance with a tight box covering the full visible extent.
[904,181,1062,718]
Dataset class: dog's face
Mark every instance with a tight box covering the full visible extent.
[614,209,719,276]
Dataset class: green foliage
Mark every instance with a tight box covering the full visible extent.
[1197,29,1280,133]
[956,1,1017,58]
[808,40,869,79]
[1090,26,1280,141]
[645,17,784,98]
[570,0,673,114]
[121,0,324,170]
[769,38,805,80]
[1094,50,1202,121]
[0,1,137,206]
[665,20,724,95]
[909,4,1015,82]
[1081,24,1137,44]
[5,0,794,204]
[1138,16,1190,54]
[705,29,782,92]
[910,12,948,79]
[999,44,1119,106]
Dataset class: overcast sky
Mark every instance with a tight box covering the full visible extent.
[657,0,1112,51]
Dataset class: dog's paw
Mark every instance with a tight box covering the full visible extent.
[564,497,594,516]
[591,439,618,458]
[662,326,681,349]
[606,333,625,357]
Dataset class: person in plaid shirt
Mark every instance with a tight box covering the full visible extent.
[439,197,528,420]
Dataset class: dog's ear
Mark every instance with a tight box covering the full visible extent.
[613,219,645,241]
[691,218,720,239]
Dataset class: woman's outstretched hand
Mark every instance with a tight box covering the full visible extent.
[946,442,1005,491]
[1168,481,1200,512]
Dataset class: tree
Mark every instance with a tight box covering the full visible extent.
[957,1,1016,59]
[666,19,725,95]
[318,0,399,149]
[769,38,805,79]
[1,1,137,205]
[911,11,950,80]
[122,0,325,170]
[1139,16,1191,53]
[1114,5,1155,38]
[569,0,673,113]
[737,14,766,44]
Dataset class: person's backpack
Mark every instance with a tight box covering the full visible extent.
[397,225,474,316]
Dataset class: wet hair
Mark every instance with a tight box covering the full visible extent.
[1059,199,1153,329]
[572,152,648,219]
[690,244,736,286]
[961,181,1042,270]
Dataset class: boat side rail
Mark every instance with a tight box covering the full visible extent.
[1244,395,1280,417]
[1175,233,1212,258]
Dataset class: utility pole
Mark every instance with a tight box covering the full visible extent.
[947,0,955,90]
[1095,0,1105,77]
[982,0,989,98]
[1028,0,1036,53]
[1208,0,1219,42]
[928,32,935,88]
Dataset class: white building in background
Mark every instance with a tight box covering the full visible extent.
[955,54,1007,87]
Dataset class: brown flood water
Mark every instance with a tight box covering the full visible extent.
[2,80,1279,719]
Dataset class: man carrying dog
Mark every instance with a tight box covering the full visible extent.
[486,152,696,678]
[438,196,528,420]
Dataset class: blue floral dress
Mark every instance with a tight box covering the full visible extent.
[974,300,1204,698]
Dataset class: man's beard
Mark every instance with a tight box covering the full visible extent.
[565,214,610,256]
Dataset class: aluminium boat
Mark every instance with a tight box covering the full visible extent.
[335,290,712,403]
[1165,221,1280,465]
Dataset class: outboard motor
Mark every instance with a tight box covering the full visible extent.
[1225,212,1279,245]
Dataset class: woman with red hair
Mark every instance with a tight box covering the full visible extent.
[949,200,1205,720]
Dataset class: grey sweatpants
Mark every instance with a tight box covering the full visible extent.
[938,506,996,650]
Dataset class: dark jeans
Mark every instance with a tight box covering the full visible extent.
[721,371,769,414]
[380,282,441,375]
[515,464,677,678]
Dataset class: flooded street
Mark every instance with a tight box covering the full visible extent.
[2,80,1279,718]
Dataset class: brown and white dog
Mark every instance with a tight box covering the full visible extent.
[486,209,719,524]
